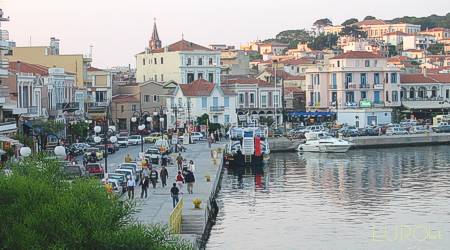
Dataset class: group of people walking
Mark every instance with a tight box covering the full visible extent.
[171,153,196,207]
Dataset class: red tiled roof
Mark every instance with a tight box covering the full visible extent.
[388,56,409,62]
[423,27,449,32]
[264,68,305,80]
[284,87,303,93]
[9,61,49,76]
[179,79,215,96]
[427,66,450,74]
[112,94,139,103]
[151,40,211,53]
[281,58,315,66]
[331,51,384,59]
[400,73,450,84]
[403,49,423,52]
[222,77,270,86]
[355,19,387,26]
[87,67,104,72]
[383,31,411,36]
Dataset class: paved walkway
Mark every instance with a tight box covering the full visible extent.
[131,141,225,227]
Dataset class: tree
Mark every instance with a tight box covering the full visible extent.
[427,43,444,55]
[388,45,398,57]
[342,18,359,26]
[33,120,65,134]
[0,155,192,250]
[308,34,339,50]
[70,121,89,141]
[313,18,333,28]
[364,16,377,20]
[339,25,367,38]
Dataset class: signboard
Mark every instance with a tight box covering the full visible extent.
[238,115,247,121]
[359,100,372,108]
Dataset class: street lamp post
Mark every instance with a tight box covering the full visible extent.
[131,111,152,153]
[93,125,117,174]
[159,117,165,139]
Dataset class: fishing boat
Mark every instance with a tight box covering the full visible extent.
[297,132,352,153]
[224,126,270,168]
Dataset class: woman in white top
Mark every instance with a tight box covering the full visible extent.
[126,177,135,199]
[188,160,195,172]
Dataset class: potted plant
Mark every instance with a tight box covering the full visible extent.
[205,175,211,182]
[193,198,202,209]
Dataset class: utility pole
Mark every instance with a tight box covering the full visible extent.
[281,78,287,136]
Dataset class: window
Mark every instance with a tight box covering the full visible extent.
[202,97,207,108]
[95,91,107,102]
[345,73,353,84]
[385,73,389,83]
[209,58,213,65]
[239,93,244,104]
[121,105,124,113]
[346,91,355,103]
[332,73,337,87]
[446,89,450,99]
[187,73,194,83]
[390,73,397,83]
[213,97,219,107]
[374,73,380,84]
[274,94,280,107]
[153,95,159,102]
[208,73,214,83]
[331,92,337,102]
[160,57,164,64]
[187,58,192,66]
[250,93,255,104]
[360,73,367,86]
[386,91,389,102]
[143,58,146,66]
[261,95,267,108]
[144,95,150,102]
[337,61,340,67]
[132,104,137,111]
[198,73,203,79]
[154,58,157,64]
[178,98,182,107]
[198,58,203,66]
[365,60,370,67]
[392,91,398,102]
[361,91,367,99]
[213,115,218,123]
[224,97,229,107]
[224,115,230,123]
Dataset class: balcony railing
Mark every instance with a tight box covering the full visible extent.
[0,121,17,133]
[87,101,109,113]
[359,84,370,89]
[210,106,225,112]
[27,106,38,115]
[345,83,357,89]
[329,84,337,90]
[373,84,384,90]
[401,97,444,102]
[56,102,80,111]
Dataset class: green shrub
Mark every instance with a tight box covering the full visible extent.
[0,155,192,250]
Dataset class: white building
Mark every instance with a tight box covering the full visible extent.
[403,34,437,50]
[166,79,237,129]
[136,21,221,84]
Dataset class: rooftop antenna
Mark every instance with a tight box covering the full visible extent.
[89,44,93,59]
[182,32,184,40]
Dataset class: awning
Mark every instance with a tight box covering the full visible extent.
[288,111,336,117]
[0,136,23,146]
[402,101,450,110]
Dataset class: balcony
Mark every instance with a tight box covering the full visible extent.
[329,84,337,90]
[210,106,225,113]
[373,84,384,90]
[359,84,370,89]
[87,101,109,113]
[56,102,80,112]
[373,101,385,107]
[345,83,357,89]
[0,121,17,133]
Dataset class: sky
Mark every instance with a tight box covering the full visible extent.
[1,0,450,68]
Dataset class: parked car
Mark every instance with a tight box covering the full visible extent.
[410,126,429,134]
[303,125,325,133]
[359,127,379,136]
[145,147,160,164]
[119,163,140,182]
[69,143,90,155]
[84,147,103,160]
[104,173,127,187]
[190,132,204,141]
[86,163,104,178]
[128,135,142,145]
[339,126,359,137]
[63,165,86,179]
[144,132,167,143]
[433,125,450,133]
[155,139,171,154]
[400,119,418,127]
[115,168,134,181]
[117,136,129,147]
[386,127,409,135]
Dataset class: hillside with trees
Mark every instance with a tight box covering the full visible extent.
[388,13,450,30]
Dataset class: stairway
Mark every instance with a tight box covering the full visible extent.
[181,215,205,235]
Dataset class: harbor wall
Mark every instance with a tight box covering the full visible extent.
[347,133,450,149]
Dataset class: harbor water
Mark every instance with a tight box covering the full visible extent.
[206,146,450,250]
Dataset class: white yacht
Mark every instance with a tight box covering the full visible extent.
[297,132,352,153]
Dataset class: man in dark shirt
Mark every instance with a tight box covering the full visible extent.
[170,183,180,208]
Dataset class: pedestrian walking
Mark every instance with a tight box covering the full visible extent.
[170,183,180,208]
[160,166,168,187]
[207,136,211,148]
[125,154,132,163]
[127,176,135,199]
[176,153,183,170]
[176,171,184,193]
[140,175,149,199]
[150,169,159,188]
[188,160,196,173]
[185,170,195,194]
[141,167,150,179]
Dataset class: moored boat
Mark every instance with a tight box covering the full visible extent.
[297,132,352,153]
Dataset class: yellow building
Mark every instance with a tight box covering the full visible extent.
[6,38,91,88]
[419,28,450,41]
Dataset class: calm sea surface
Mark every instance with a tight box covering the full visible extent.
[206,146,450,250]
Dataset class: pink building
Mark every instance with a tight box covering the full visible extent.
[305,51,401,111]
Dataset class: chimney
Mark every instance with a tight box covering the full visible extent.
[423,66,427,77]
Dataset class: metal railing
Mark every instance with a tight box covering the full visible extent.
[373,84,384,90]
[401,97,444,101]
[329,84,337,90]
[169,197,184,234]
[210,106,225,112]
[359,84,370,89]
[345,83,357,89]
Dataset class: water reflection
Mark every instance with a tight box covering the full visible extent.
[207,146,450,250]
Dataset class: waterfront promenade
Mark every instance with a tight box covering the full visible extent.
[131,141,225,247]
